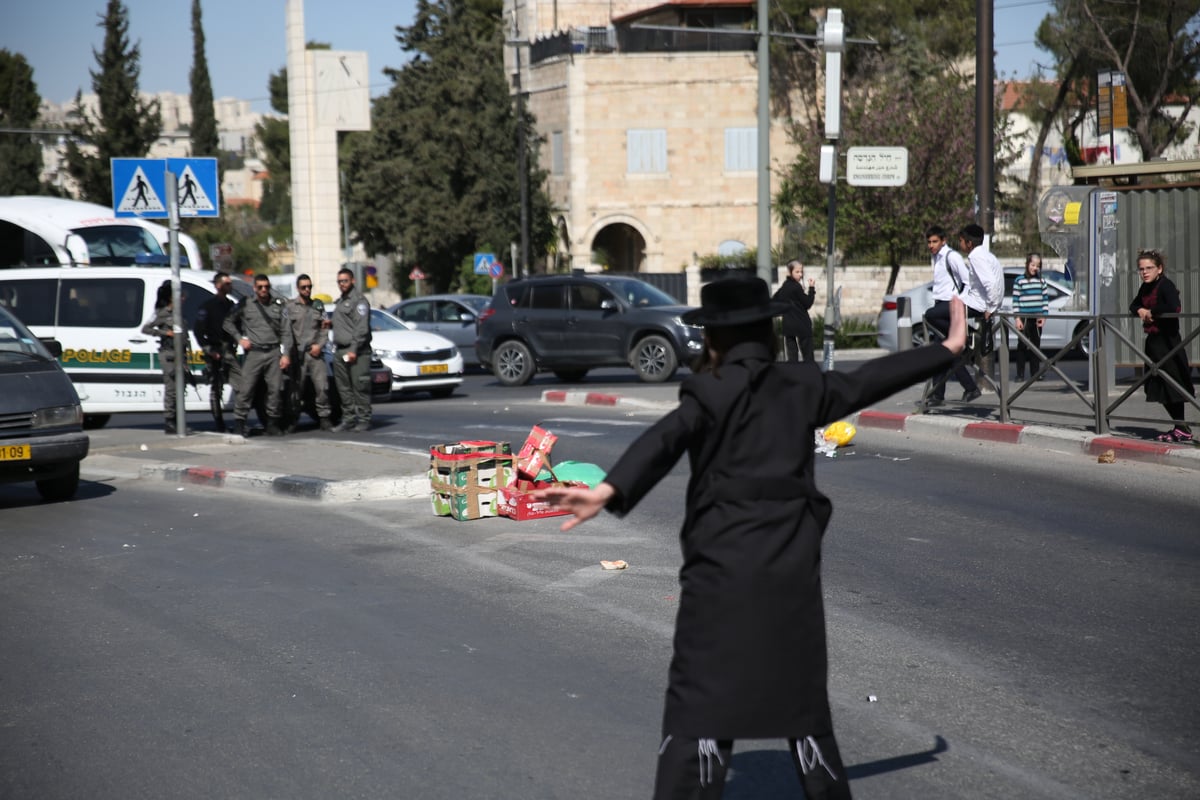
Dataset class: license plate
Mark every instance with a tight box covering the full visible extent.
[419,364,449,375]
[0,444,31,461]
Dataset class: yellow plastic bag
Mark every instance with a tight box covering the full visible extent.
[822,420,857,447]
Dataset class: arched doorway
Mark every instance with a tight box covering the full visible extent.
[591,222,646,272]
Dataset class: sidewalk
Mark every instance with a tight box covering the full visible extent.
[81,351,1200,502]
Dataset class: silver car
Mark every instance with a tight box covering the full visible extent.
[877,268,1085,355]
[387,294,491,367]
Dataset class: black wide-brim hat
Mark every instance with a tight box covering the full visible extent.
[682,275,790,327]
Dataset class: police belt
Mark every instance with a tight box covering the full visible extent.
[250,344,281,352]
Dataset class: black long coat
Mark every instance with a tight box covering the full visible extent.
[603,342,953,738]
[773,278,816,338]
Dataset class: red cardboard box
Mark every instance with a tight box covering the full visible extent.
[516,425,558,480]
[497,479,586,521]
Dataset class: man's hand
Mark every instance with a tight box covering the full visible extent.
[280,355,291,370]
[309,344,323,358]
[941,297,967,355]
[529,482,616,532]
[240,337,251,350]
[344,352,358,364]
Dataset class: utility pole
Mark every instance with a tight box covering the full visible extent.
[975,0,994,232]
[510,11,530,279]
[820,10,844,371]
[755,0,771,285]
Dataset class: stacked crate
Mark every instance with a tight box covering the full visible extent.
[428,441,514,521]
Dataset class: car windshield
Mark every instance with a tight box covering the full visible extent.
[370,309,409,332]
[594,278,678,307]
[0,307,54,360]
[459,296,491,312]
[73,224,165,266]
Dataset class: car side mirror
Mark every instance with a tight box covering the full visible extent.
[39,337,64,358]
[460,312,476,324]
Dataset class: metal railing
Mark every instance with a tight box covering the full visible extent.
[993,311,1200,434]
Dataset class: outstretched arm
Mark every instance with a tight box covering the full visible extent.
[530,482,617,532]
[942,296,967,355]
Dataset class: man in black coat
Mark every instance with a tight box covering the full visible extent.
[534,277,967,799]
[773,259,817,362]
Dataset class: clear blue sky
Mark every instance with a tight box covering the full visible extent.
[2,0,1053,112]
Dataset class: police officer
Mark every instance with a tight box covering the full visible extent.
[223,273,287,437]
[281,273,333,431]
[142,281,184,434]
[193,271,239,432]
[331,267,373,432]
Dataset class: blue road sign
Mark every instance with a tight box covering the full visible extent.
[112,158,168,218]
[167,157,220,218]
[474,252,497,275]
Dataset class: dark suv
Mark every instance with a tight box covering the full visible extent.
[475,274,703,385]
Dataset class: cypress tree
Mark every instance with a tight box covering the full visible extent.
[0,49,44,195]
[64,0,163,204]
[189,0,220,160]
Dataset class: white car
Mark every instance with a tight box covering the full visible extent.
[368,308,464,398]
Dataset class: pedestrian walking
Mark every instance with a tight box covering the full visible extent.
[281,274,333,431]
[532,275,968,800]
[922,224,979,405]
[1012,253,1048,380]
[194,271,240,431]
[773,259,816,362]
[1131,248,1195,443]
[330,267,373,432]
[141,281,185,434]
[223,273,287,437]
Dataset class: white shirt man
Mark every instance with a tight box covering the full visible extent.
[958,226,1005,316]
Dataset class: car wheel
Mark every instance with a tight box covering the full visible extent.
[83,414,110,430]
[632,335,677,383]
[552,369,589,382]
[36,463,80,502]
[1072,321,1091,357]
[430,386,456,399]
[493,340,535,386]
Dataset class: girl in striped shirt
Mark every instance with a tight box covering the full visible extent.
[1012,253,1048,380]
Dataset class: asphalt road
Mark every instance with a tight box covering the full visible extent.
[2,383,1197,799]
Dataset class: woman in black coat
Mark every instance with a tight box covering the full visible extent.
[1130,249,1195,443]
[534,276,967,799]
[773,260,817,362]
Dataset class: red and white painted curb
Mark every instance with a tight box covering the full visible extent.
[853,410,1200,469]
[541,389,643,408]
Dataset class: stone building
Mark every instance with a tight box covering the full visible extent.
[509,0,803,273]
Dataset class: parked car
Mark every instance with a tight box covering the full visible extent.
[0,304,90,501]
[387,294,491,367]
[475,274,703,386]
[368,308,464,398]
[877,268,1085,355]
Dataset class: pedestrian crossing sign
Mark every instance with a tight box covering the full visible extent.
[112,158,167,218]
[167,157,219,218]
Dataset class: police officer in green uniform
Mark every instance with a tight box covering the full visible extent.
[223,273,287,437]
[331,267,373,432]
[141,281,184,434]
[281,273,333,431]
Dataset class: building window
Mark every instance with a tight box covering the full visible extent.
[724,128,756,172]
[627,129,667,174]
[551,131,564,175]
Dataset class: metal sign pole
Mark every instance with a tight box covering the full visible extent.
[167,172,186,437]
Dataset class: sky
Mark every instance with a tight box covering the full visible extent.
[2,0,1055,113]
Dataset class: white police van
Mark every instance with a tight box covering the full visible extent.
[0,267,223,428]
[0,195,204,270]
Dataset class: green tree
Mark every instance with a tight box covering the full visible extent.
[64,0,162,204]
[255,68,292,226]
[775,65,979,293]
[188,0,220,161]
[1036,0,1199,162]
[344,0,555,293]
[0,50,44,195]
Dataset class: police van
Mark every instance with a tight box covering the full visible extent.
[0,267,222,428]
[0,195,204,270]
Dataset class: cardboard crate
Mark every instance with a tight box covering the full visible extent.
[429,441,514,521]
[497,479,587,521]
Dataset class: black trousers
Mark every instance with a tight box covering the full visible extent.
[1015,316,1042,377]
[653,732,851,799]
[923,300,982,398]
[782,333,814,363]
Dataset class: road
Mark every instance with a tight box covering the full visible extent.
[2,375,1197,798]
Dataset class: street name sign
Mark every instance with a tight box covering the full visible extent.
[846,147,909,187]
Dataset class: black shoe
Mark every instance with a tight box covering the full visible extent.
[266,419,284,436]
[926,397,945,408]
[319,418,334,432]
[214,419,226,433]
[962,388,982,402]
[1015,373,1024,381]
[353,421,372,432]
[234,420,248,437]
[331,421,353,433]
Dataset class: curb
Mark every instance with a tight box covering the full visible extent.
[541,389,665,409]
[853,410,1200,470]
